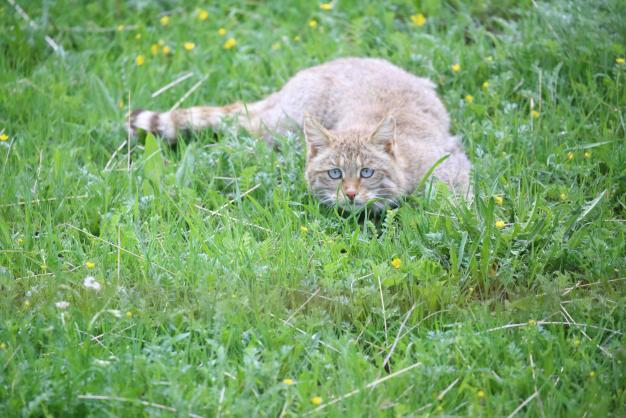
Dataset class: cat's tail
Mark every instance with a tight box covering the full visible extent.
[128,101,267,144]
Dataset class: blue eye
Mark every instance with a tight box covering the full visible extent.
[328,168,342,179]
[360,168,375,178]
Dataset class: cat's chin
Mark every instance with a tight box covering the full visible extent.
[332,200,390,214]
[318,193,397,213]
[338,202,366,211]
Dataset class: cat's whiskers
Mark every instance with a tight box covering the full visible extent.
[363,192,400,211]
[319,194,337,206]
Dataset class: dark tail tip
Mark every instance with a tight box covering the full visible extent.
[129,108,144,125]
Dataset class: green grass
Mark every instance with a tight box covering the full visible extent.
[1,0,625,416]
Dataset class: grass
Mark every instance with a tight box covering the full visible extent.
[1,0,625,416]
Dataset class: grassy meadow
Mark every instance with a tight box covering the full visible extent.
[1,0,625,416]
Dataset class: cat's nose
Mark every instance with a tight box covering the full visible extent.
[345,191,356,201]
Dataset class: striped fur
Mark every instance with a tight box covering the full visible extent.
[128,102,261,144]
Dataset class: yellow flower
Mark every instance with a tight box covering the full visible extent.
[486,56,493,63]
[451,63,461,73]
[495,220,505,229]
[126,310,133,318]
[572,337,581,347]
[136,55,145,66]
[217,27,227,36]
[482,81,490,90]
[560,192,567,201]
[197,9,209,21]
[410,13,426,27]
[567,151,574,161]
[617,58,625,65]
[17,237,24,245]
[300,226,308,233]
[162,46,171,55]
[223,37,237,49]
[85,261,95,269]
[494,196,504,206]
[583,150,591,159]
[531,110,540,119]
[282,378,294,385]
[23,300,31,308]
[160,15,170,26]
[391,257,401,269]
[0,342,6,350]
[589,371,596,378]
[117,24,125,32]
[150,44,159,56]
[309,19,318,29]
[183,42,195,51]
[0,133,8,142]
[464,95,474,104]
[528,319,537,326]
[293,35,301,42]
[311,396,323,405]
[319,3,333,10]
[477,390,486,398]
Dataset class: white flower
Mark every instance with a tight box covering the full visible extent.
[83,276,101,291]
[55,301,70,309]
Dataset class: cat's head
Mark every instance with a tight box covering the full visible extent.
[303,115,406,211]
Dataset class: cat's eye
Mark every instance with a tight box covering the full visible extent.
[328,168,343,179]
[360,168,375,178]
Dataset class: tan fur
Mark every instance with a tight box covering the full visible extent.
[129,57,472,208]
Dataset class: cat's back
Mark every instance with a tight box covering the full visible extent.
[315,57,434,90]
[294,57,435,98]
[280,57,446,131]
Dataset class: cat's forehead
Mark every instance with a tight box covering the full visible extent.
[328,133,369,155]
[328,140,381,163]
[322,144,364,164]
[334,149,364,167]
[316,146,387,173]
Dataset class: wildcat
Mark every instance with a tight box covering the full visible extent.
[129,57,471,210]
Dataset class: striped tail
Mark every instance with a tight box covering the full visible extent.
[128,102,262,144]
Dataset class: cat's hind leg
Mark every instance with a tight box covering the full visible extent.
[431,143,473,198]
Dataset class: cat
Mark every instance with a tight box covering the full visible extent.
[129,57,471,210]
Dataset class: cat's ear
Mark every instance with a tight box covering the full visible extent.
[370,116,396,154]
[303,115,331,158]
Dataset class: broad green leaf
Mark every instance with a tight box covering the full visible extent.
[143,133,164,195]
